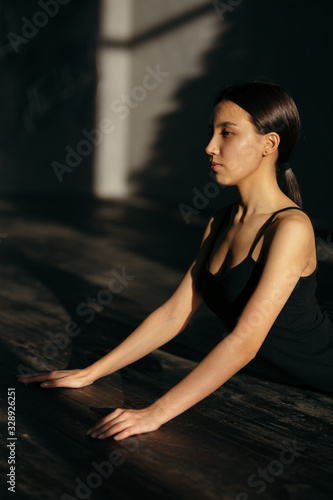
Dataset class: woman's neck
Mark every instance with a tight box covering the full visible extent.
[235,168,291,218]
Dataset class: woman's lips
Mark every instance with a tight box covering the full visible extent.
[211,163,222,171]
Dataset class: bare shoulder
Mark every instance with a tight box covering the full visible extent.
[266,206,316,274]
[272,206,314,237]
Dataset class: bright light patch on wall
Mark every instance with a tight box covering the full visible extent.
[93,0,133,198]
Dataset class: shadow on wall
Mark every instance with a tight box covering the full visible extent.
[0,0,99,196]
[129,0,333,226]
[0,0,332,228]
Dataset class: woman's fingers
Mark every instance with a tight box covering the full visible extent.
[17,372,48,381]
[86,408,124,436]
[17,371,67,383]
[89,417,127,437]
[90,419,133,440]
[87,407,160,441]
[97,422,133,441]
[17,369,89,388]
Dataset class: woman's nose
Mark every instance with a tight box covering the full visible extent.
[205,137,219,156]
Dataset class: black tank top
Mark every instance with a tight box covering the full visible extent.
[198,202,333,395]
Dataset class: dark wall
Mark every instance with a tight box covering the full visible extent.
[0,0,99,196]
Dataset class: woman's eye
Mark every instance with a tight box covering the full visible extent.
[222,130,231,137]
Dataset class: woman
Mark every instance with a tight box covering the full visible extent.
[18,81,333,441]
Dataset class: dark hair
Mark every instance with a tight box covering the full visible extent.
[213,81,303,208]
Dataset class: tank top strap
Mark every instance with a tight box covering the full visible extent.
[248,206,305,258]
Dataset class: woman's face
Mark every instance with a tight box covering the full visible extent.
[206,100,267,186]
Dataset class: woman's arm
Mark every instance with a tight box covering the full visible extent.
[87,214,314,440]
[83,266,202,382]
[17,263,202,387]
[84,207,229,382]
[17,208,225,388]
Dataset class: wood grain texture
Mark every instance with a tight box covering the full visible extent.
[1,196,333,500]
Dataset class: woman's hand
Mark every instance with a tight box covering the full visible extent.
[17,368,95,389]
[86,406,163,441]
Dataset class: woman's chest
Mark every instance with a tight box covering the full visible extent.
[208,216,275,276]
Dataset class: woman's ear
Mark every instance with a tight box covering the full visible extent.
[263,132,280,157]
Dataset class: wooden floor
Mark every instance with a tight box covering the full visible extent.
[1,195,333,500]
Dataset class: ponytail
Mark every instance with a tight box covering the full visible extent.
[280,168,303,208]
